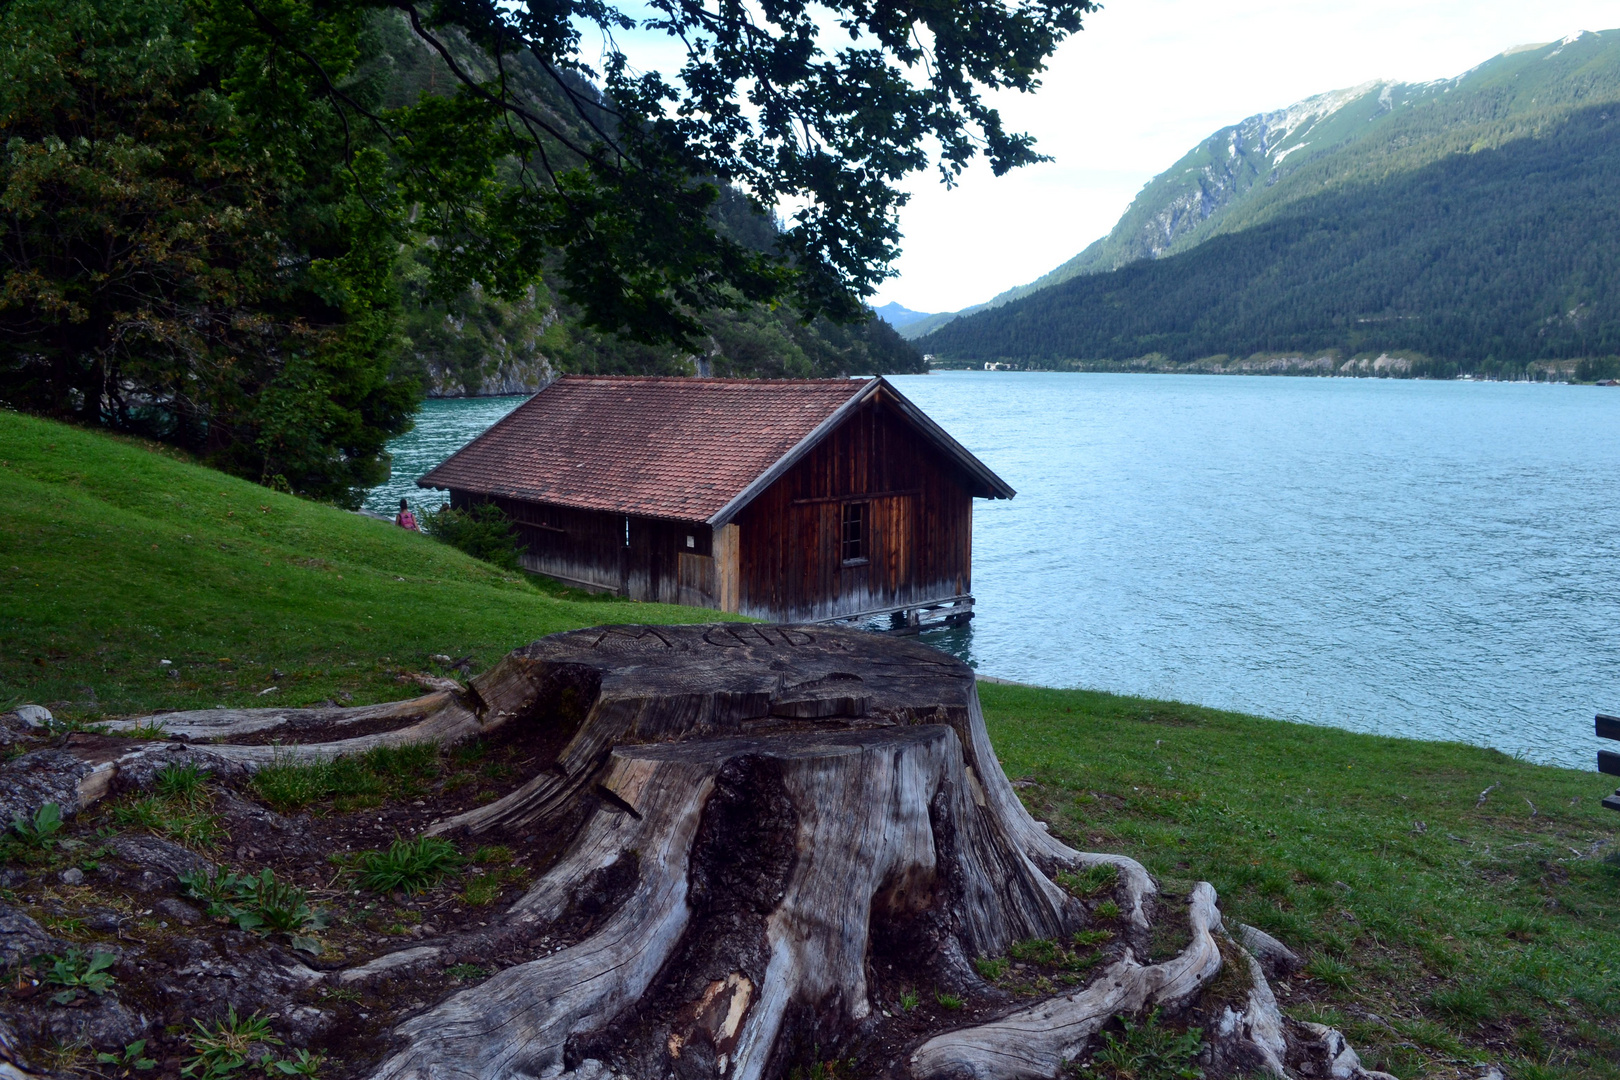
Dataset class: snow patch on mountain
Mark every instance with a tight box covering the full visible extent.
[1548,29,1595,57]
[1253,80,1384,150]
[1272,141,1311,165]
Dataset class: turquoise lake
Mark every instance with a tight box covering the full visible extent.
[366,372,1620,770]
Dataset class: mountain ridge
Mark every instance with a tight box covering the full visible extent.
[903,29,1618,343]
[912,29,1620,372]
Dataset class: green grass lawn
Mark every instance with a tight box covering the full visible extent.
[0,410,730,719]
[984,685,1619,1080]
[3,411,1616,1079]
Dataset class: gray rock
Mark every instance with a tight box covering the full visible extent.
[280,1004,334,1045]
[108,835,216,886]
[0,749,95,825]
[0,907,58,968]
[58,867,83,886]
[35,994,150,1052]
[111,744,249,794]
[153,898,202,926]
[151,936,327,1033]
[83,910,123,933]
[0,715,38,753]
[10,707,49,730]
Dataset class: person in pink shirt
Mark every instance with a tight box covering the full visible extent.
[395,497,419,531]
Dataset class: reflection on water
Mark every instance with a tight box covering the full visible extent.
[917,622,976,668]
[370,374,1620,769]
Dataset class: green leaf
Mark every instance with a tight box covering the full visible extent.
[288,935,323,956]
[32,802,61,836]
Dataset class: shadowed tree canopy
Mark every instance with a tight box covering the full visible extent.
[251,0,1098,341]
[0,0,1092,503]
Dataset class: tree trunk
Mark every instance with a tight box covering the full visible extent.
[99,625,1392,1080]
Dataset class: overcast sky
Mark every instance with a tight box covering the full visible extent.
[864,1,1620,314]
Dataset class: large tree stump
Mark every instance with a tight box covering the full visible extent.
[91,625,1393,1080]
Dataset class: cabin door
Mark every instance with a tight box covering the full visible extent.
[677,552,716,607]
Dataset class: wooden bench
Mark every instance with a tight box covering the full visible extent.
[1598,714,1620,811]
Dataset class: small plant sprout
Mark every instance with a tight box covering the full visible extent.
[935,990,965,1011]
[272,1048,327,1076]
[1093,900,1122,921]
[460,873,503,907]
[1090,1009,1204,1080]
[42,948,117,1004]
[178,867,240,909]
[898,989,920,1012]
[11,802,62,848]
[110,790,222,848]
[355,836,464,894]
[446,964,487,982]
[1056,862,1120,899]
[183,1007,282,1079]
[95,1039,157,1072]
[179,867,328,954]
[1304,954,1353,991]
[973,956,1010,981]
[154,761,211,802]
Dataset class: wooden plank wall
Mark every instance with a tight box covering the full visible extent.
[456,491,720,605]
[732,393,973,621]
[625,517,713,605]
[455,493,629,594]
[452,390,976,620]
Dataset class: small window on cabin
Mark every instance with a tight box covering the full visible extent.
[686,535,696,549]
[841,502,868,565]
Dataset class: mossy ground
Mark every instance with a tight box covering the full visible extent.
[2,412,1616,1079]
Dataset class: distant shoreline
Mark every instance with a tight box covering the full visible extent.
[924,352,1611,383]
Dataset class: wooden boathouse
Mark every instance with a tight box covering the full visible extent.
[417,375,1014,625]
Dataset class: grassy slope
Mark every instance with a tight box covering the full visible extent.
[2,412,1615,1078]
[0,410,730,719]
[984,685,1619,1080]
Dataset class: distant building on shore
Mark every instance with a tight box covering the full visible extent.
[418,375,1013,626]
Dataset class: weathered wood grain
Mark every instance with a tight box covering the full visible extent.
[82,625,1392,1080]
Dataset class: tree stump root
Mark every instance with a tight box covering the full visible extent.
[60,625,1392,1080]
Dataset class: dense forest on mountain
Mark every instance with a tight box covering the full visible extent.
[1047,32,1620,284]
[364,14,924,393]
[916,30,1620,372]
[920,98,1620,373]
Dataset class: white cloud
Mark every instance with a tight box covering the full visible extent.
[873,0,1620,313]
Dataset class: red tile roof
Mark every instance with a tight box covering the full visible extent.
[417,376,874,523]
